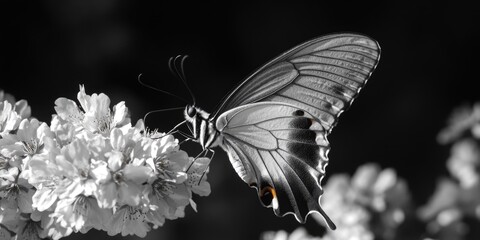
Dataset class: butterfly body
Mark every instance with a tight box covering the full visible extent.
[181,33,381,229]
[184,105,219,150]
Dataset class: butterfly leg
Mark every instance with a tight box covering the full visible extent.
[205,148,215,159]
[197,148,214,185]
[186,148,208,172]
[198,165,209,185]
[167,120,187,135]
[169,129,194,140]
[178,137,191,146]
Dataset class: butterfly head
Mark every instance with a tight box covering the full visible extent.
[184,105,210,121]
[184,105,196,120]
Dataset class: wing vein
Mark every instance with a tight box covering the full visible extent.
[268,151,300,215]
[297,73,357,93]
[277,149,323,175]
[224,138,259,184]
[274,94,336,120]
[225,116,300,130]
[318,43,379,56]
[289,61,363,84]
[305,53,375,70]
[291,82,348,104]
[291,60,369,78]
[314,49,378,62]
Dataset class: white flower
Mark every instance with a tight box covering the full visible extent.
[10,217,46,240]
[317,163,410,240]
[437,103,480,144]
[54,85,130,137]
[0,90,15,104]
[49,115,76,147]
[0,205,19,234]
[0,167,34,214]
[91,128,154,208]
[50,195,112,233]
[0,224,13,240]
[185,157,211,197]
[317,174,373,240]
[106,205,150,237]
[447,138,480,188]
[148,148,191,219]
[0,101,22,137]
[0,90,32,138]
[0,119,55,170]
[26,154,64,212]
[0,86,212,239]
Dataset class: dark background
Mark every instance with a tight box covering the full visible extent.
[1,1,479,239]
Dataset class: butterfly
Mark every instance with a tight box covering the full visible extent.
[171,33,380,229]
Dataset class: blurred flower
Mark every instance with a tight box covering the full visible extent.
[446,138,480,188]
[418,178,469,240]
[316,163,411,240]
[0,204,19,234]
[419,101,480,239]
[0,224,13,239]
[0,90,16,104]
[438,103,480,144]
[261,227,322,240]
[317,174,374,240]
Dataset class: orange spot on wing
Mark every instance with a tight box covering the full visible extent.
[261,186,277,199]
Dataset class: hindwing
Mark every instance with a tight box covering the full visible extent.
[216,102,335,228]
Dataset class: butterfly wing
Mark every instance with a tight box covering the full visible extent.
[216,102,335,228]
[212,33,380,133]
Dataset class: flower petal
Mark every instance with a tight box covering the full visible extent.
[119,180,143,206]
[107,151,123,172]
[32,187,58,211]
[94,182,117,208]
[112,101,129,127]
[54,98,83,123]
[110,128,125,151]
[123,165,152,184]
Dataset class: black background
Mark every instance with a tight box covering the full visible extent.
[1,1,479,240]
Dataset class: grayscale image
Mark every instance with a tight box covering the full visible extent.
[1,2,479,240]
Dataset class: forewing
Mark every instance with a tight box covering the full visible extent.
[216,102,335,228]
[213,33,380,133]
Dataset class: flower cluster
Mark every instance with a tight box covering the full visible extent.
[261,227,321,240]
[0,87,210,239]
[318,163,411,240]
[418,103,480,240]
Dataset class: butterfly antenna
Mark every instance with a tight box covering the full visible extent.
[137,73,189,104]
[143,107,185,128]
[168,55,197,105]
